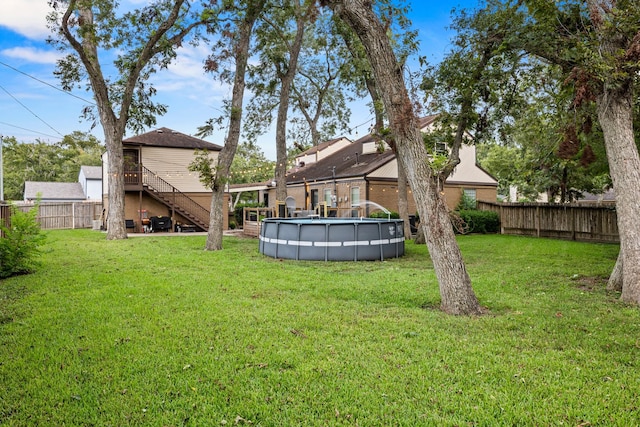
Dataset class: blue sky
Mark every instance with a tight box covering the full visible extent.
[0,0,480,160]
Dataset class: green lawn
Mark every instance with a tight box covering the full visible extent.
[1,230,638,426]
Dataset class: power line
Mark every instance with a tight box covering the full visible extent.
[0,83,64,137]
[0,121,63,140]
[0,60,96,105]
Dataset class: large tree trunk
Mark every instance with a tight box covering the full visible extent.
[328,0,482,315]
[274,3,306,203]
[205,1,263,250]
[72,6,128,240]
[607,251,623,293]
[104,131,128,240]
[597,83,640,304]
[397,159,412,239]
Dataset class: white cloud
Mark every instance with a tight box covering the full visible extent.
[155,44,229,98]
[0,0,52,39]
[0,0,152,40]
[1,47,61,64]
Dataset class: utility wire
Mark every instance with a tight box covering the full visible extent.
[0,60,96,105]
[0,121,62,140]
[0,83,64,137]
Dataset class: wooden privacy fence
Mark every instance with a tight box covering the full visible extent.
[477,201,619,243]
[1,201,104,230]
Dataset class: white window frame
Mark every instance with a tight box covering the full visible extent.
[324,188,332,205]
[350,186,360,207]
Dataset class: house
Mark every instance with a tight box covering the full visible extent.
[264,115,498,216]
[24,181,87,203]
[23,165,103,203]
[79,165,102,200]
[102,127,224,232]
[577,188,615,204]
[295,137,352,166]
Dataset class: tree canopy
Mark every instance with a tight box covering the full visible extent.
[47,0,211,239]
[2,132,103,201]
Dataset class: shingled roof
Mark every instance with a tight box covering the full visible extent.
[80,165,102,180]
[123,127,223,151]
[286,114,444,185]
[24,181,86,201]
[287,133,395,184]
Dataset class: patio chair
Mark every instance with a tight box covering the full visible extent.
[285,196,296,217]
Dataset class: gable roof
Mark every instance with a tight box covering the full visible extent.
[287,115,442,184]
[123,127,223,151]
[285,114,497,187]
[24,181,86,201]
[297,137,347,158]
[287,133,395,184]
[417,114,439,129]
[80,165,102,180]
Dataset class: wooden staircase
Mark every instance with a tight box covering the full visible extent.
[141,165,210,231]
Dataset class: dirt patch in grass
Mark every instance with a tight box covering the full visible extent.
[574,275,608,292]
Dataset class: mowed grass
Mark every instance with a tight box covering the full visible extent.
[1,230,639,426]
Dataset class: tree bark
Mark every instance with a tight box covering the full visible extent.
[396,159,412,239]
[205,1,263,250]
[327,0,482,315]
[607,251,623,293]
[71,5,128,240]
[597,83,640,304]
[274,2,306,203]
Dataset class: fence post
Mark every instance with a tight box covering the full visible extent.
[571,206,576,241]
[535,204,540,238]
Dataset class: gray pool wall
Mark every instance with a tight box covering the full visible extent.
[259,218,405,261]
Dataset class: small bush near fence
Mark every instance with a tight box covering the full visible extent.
[457,209,500,234]
[0,203,46,278]
[369,210,400,219]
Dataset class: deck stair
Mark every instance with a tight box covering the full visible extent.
[141,165,210,231]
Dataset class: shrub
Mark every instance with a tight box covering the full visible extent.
[456,209,500,234]
[0,203,46,278]
[456,190,477,210]
[368,210,400,219]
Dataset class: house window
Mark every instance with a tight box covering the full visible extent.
[462,188,477,209]
[350,186,360,207]
[435,142,448,155]
[324,189,332,205]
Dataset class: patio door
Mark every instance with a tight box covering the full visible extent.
[124,149,140,185]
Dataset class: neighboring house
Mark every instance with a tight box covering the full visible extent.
[24,181,87,203]
[102,127,224,231]
[79,165,102,200]
[23,165,103,203]
[264,115,498,216]
[295,137,352,166]
[576,188,616,204]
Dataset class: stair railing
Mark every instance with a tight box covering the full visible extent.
[140,165,210,228]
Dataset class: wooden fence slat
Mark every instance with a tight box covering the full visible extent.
[477,201,618,243]
[6,201,103,231]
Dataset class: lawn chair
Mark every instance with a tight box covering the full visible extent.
[285,196,296,217]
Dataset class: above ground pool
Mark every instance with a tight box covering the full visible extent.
[259,217,405,261]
